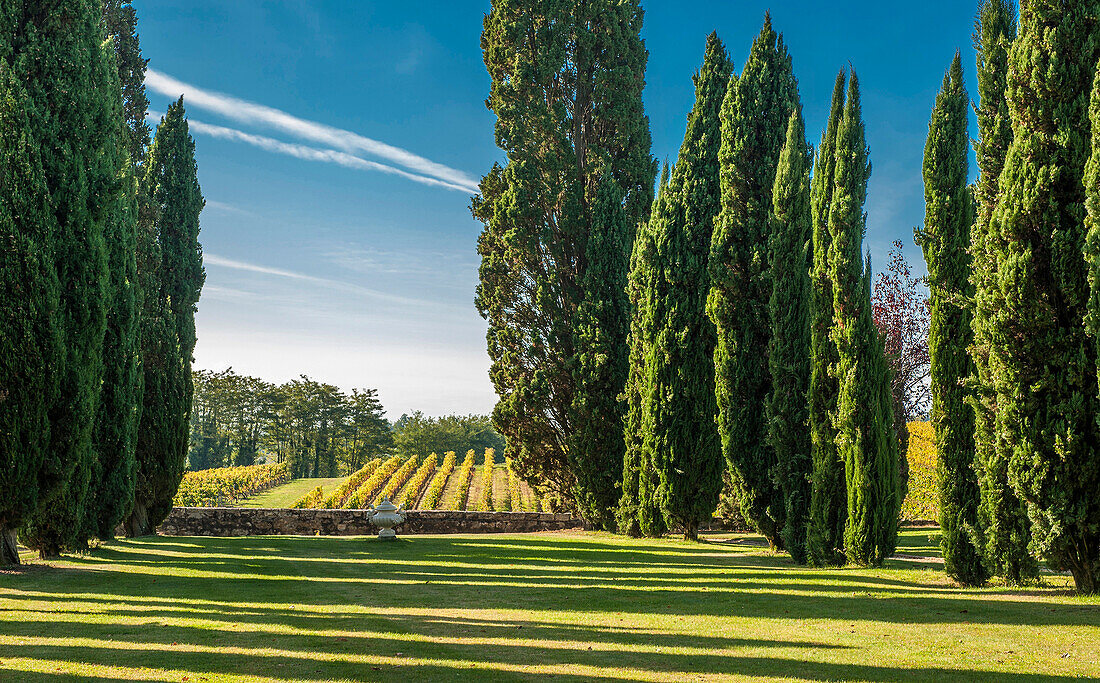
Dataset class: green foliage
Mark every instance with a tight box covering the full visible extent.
[377,455,419,506]
[451,450,478,511]
[17,0,115,557]
[345,455,403,509]
[767,111,813,563]
[626,35,731,540]
[290,485,326,510]
[321,460,381,509]
[478,452,495,512]
[392,412,502,463]
[969,0,1037,587]
[474,0,655,511]
[397,454,439,509]
[828,74,898,567]
[0,56,62,564]
[569,174,632,531]
[807,72,848,567]
[102,0,150,170]
[84,42,142,543]
[917,54,986,587]
[709,15,800,548]
[990,0,1100,595]
[422,453,456,510]
[127,99,204,536]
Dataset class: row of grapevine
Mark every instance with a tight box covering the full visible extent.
[396,453,439,509]
[506,458,523,512]
[478,450,495,511]
[377,454,420,506]
[421,451,456,509]
[321,459,382,508]
[291,485,325,509]
[450,450,478,510]
[345,455,404,508]
[174,463,290,507]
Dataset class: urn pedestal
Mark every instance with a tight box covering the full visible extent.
[368,499,406,540]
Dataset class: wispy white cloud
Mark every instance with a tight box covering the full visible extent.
[204,253,438,308]
[186,119,472,193]
[145,69,479,193]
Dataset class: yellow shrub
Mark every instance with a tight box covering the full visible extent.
[901,421,937,522]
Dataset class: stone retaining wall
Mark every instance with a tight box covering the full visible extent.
[157,507,581,537]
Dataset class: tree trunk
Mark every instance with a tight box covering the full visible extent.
[1,526,19,565]
[684,520,699,542]
[124,500,150,537]
[1071,562,1097,596]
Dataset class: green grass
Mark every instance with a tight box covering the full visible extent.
[2,529,1097,682]
[238,477,347,508]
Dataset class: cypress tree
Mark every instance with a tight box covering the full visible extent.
[708,14,801,549]
[620,164,670,538]
[634,34,730,540]
[0,56,62,565]
[990,0,1100,595]
[807,72,848,566]
[570,172,632,531]
[16,0,111,558]
[829,73,898,566]
[102,0,150,170]
[969,0,1037,586]
[126,99,205,536]
[917,54,987,586]
[767,110,813,563]
[85,43,142,542]
[474,0,656,513]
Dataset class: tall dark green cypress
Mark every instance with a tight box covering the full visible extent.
[969,0,1037,586]
[126,99,205,537]
[0,53,62,565]
[570,172,632,531]
[829,73,898,566]
[708,15,801,549]
[620,164,670,538]
[16,0,111,558]
[632,34,730,540]
[918,54,987,586]
[102,0,150,170]
[991,0,1100,595]
[767,110,813,563]
[85,41,142,542]
[807,72,848,566]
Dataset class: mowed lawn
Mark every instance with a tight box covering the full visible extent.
[2,530,1098,682]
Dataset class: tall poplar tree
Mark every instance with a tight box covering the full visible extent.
[969,0,1036,586]
[126,99,205,536]
[16,0,112,558]
[767,110,813,563]
[474,0,656,517]
[990,0,1100,595]
[918,54,987,586]
[829,73,898,567]
[629,34,730,540]
[708,15,801,549]
[0,56,62,565]
[807,72,848,566]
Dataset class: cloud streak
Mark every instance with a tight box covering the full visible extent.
[145,69,479,193]
[187,119,473,192]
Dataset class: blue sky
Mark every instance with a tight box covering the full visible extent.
[135,0,980,419]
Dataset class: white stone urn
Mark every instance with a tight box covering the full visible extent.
[367,498,406,540]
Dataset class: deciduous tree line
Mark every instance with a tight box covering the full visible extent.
[475,0,1100,593]
[1,0,203,563]
[922,0,1100,594]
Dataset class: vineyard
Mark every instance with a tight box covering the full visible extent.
[173,463,291,507]
[289,449,545,511]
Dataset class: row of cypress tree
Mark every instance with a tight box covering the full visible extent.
[0,0,204,565]
[617,20,900,565]
[922,0,1100,594]
[474,2,902,565]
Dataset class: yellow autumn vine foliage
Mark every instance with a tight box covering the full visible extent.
[901,421,936,521]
